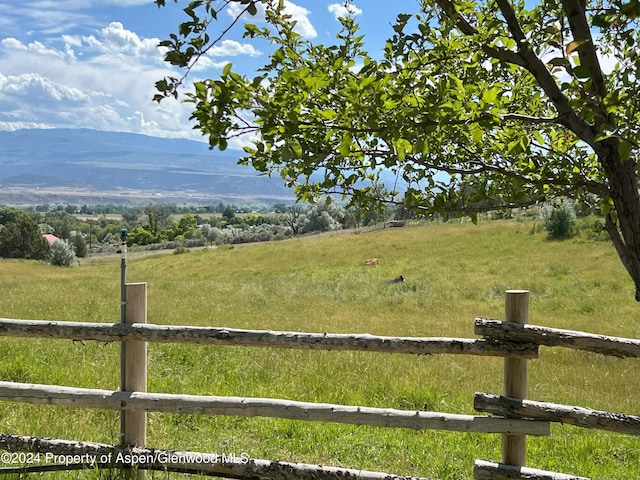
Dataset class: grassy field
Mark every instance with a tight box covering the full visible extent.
[1,219,639,479]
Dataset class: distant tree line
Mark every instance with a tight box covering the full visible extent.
[0,200,608,264]
[0,202,415,262]
[125,201,410,247]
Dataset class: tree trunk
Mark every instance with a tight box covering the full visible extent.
[597,139,640,300]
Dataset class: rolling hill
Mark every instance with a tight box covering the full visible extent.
[0,128,296,205]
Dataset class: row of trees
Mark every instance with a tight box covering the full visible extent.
[0,199,607,264]
[125,201,397,246]
[0,201,409,261]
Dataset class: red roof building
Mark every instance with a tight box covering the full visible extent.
[43,234,59,244]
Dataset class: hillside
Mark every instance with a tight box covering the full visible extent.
[0,128,296,205]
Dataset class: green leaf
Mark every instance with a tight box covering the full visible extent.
[471,127,483,143]
[303,76,329,90]
[482,87,499,104]
[289,138,303,157]
[572,66,591,79]
[507,139,522,155]
[319,109,338,120]
[338,133,352,156]
[592,15,611,28]
[394,138,412,161]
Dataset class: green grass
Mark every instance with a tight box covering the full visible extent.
[1,219,639,479]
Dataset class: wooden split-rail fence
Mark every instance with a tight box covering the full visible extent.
[1,286,640,480]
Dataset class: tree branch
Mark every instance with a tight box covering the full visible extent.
[561,0,609,107]
[159,1,253,98]
[493,0,594,136]
[431,0,594,148]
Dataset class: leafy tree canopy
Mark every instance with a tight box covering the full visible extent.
[0,213,50,260]
[155,0,640,298]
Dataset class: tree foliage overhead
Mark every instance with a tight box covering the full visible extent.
[155,0,640,297]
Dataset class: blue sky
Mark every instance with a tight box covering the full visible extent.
[0,1,418,148]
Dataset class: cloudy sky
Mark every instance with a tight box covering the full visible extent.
[0,1,416,147]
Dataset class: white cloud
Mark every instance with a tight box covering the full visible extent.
[77,22,163,61]
[0,121,52,131]
[208,39,261,57]
[284,2,317,38]
[0,2,277,142]
[328,3,363,20]
[227,1,317,39]
[0,72,89,103]
[0,38,26,51]
[1,37,69,60]
[0,25,201,141]
[61,34,83,48]
[190,57,231,73]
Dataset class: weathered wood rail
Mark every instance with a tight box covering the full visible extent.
[1,288,639,480]
[0,381,549,435]
[0,318,538,357]
[0,432,435,480]
[473,460,591,480]
[474,392,640,436]
[475,318,640,358]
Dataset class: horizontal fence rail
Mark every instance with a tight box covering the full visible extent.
[473,460,590,480]
[0,381,550,435]
[475,318,640,358]
[0,318,539,358]
[474,392,640,436]
[0,433,435,480]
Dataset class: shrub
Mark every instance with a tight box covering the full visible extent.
[49,239,76,267]
[174,246,189,255]
[71,232,88,258]
[542,200,576,239]
[576,215,609,242]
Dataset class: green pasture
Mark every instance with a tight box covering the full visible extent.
[0,219,639,479]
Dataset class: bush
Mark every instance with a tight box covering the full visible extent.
[71,233,88,258]
[542,200,576,239]
[49,239,76,267]
[576,215,609,242]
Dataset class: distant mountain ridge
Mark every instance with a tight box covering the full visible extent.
[0,128,295,205]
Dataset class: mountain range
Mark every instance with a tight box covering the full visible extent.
[0,128,296,206]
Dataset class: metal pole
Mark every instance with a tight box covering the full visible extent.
[119,228,128,446]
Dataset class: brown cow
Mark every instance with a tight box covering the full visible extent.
[363,258,379,266]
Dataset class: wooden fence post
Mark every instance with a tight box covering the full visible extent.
[502,289,529,467]
[122,282,147,479]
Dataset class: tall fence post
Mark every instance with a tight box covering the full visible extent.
[502,289,529,467]
[122,282,147,479]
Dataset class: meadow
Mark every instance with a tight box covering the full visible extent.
[1,218,639,479]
